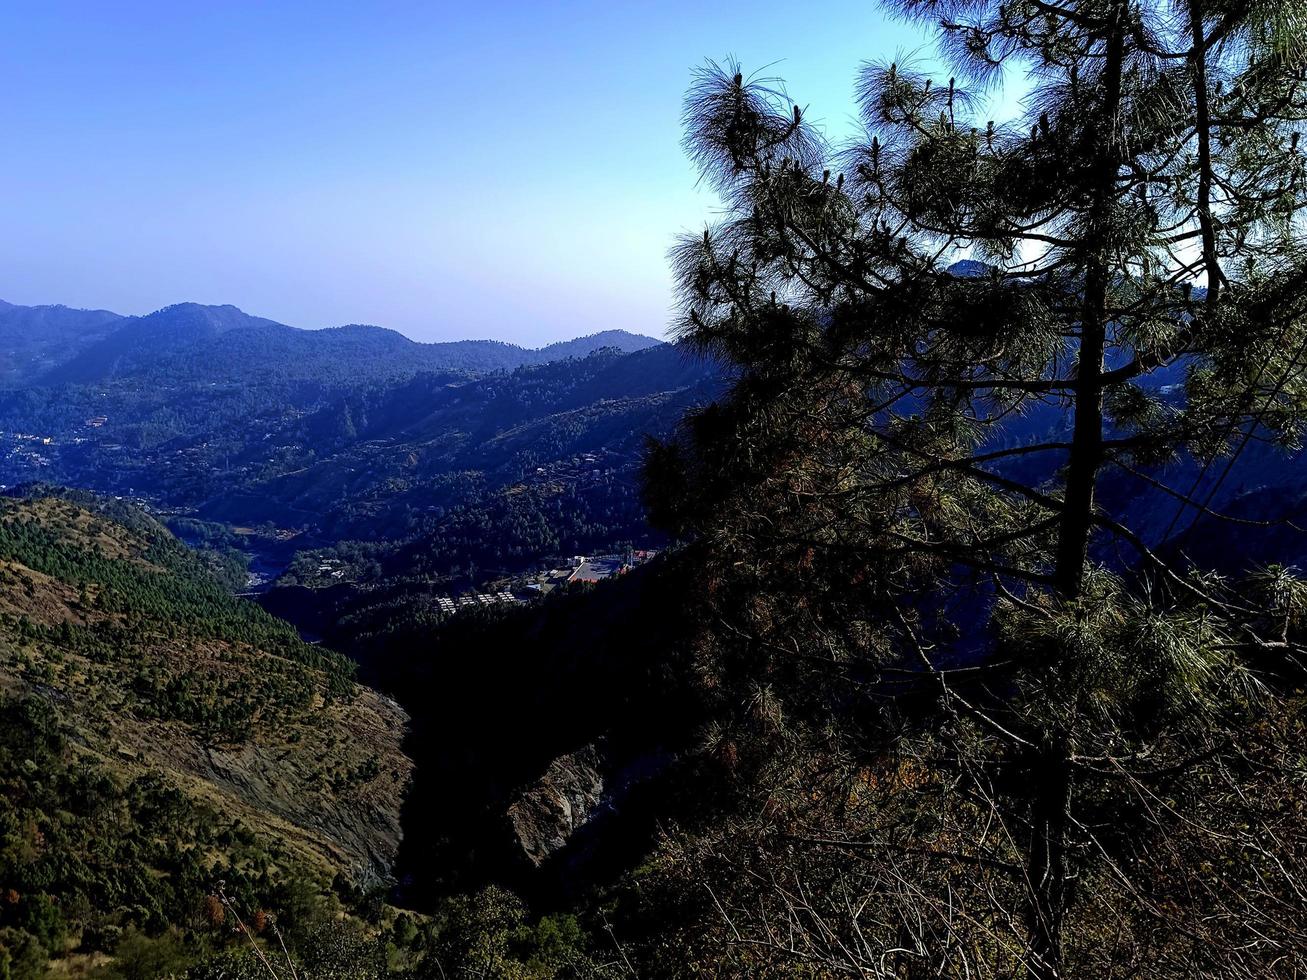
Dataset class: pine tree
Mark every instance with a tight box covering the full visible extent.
[649,0,1307,974]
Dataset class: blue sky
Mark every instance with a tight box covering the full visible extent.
[0,2,1014,345]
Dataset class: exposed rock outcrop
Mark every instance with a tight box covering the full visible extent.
[507,742,607,867]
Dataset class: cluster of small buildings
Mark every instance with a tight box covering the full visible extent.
[0,432,54,468]
[524,449,626,493]
[434,590,524,614]
[564,549,658,584]
[431,550,660,619]
[315,557,346,579]
[3,431,53,445]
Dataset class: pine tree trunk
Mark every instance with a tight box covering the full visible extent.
[1053,1,1125,599]
[1025,742,1073,980]
[1188,0,1221,308]
[1053,279,1107,600]
[1035,7,1128,976]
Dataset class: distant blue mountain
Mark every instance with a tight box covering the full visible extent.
[0,298,662,387]
[946,258,993,278]
[0,299,125,383]
[44,303,286,384]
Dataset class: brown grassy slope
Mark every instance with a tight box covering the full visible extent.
[0,495,411,883]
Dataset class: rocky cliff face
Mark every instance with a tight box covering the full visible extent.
[132,684,411,883]
[507,742,607,867]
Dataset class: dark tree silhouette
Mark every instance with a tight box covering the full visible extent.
[648,0,1307,974]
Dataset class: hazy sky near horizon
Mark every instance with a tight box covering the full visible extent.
[1,2,1020,345]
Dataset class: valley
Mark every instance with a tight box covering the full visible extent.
[7,2,1307,972]
[2,264,1305,979]
[0,299,720,612]
[0,295,719,976]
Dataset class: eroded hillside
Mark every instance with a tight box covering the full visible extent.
[0,494,411,921]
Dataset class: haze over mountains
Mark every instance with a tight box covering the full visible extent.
[0,295,719,604]
[2,288,1303,587]
[0,297,661,386]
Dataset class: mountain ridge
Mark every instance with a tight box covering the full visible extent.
[0,299,125,384]
[0,297,662,387]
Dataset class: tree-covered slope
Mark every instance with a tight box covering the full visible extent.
[27,297,660,389]
[0,492,411,975]
[214,344,723,578]
[0,300,124,386]
[41,303,287,385]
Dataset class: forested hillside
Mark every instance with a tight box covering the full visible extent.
[4,0,1307,972]
[0,492,412,977]
[215,343,721,553]
[0,298,658,391]
[0,339,721,604]
[0,301,124,385]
